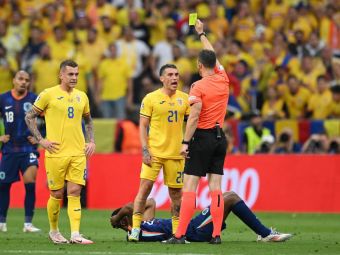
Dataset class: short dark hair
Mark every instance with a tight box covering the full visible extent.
[159,63,177,76]
[330,85,340,94]
[60,60,78,71]
[198,49,216,69]
[111,207,122,217]
[317,74,326,83]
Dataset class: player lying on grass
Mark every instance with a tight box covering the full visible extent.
[110,191,292,243]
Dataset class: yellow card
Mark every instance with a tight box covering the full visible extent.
[189,13,197,26]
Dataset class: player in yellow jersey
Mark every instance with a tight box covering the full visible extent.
[25,60,96,245]
[128,64,190,242]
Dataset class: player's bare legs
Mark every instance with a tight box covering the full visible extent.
[168,187,182,234]
[22,166,40,232]
[129,179,154,241]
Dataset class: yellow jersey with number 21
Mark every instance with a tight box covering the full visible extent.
[140,89,190,159]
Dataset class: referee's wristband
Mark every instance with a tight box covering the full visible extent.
[198,32,206,39]
[182,140,190,145]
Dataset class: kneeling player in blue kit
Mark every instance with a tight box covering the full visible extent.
[110,191,292,243]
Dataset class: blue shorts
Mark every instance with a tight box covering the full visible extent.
[0,152,39,183]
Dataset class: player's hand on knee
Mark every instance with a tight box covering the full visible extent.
[85,142,96,157]
[0,135,10,143]
[39,139,60,154]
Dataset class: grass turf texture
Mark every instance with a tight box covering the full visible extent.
[1,209,339,255]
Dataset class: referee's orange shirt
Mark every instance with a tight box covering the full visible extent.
[188,65,229,129]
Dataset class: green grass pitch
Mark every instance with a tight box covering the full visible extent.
[1,208,339,255]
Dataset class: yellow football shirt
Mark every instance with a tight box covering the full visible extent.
[33,85,90,158]
[98,58,132,100]
[307,90,332,119]
[31,59,60,94]
[140,89,190,159]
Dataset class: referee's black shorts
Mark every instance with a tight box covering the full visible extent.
[184,128,227,177]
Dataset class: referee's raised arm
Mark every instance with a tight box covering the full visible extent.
[194,19,221,67]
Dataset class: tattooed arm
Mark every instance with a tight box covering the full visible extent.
[83,113,95,157]
[25,108,59,153]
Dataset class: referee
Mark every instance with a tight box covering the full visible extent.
[164,19,229,245]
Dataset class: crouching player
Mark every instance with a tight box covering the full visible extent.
[110,191,292,243]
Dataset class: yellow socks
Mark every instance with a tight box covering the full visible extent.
[47,196,61,231]
[67,196,81,233]
[132,212,143,229]
[172,216,179,234]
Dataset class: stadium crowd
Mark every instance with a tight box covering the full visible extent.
[0,0,339,154]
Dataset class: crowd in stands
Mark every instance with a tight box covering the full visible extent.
[0,0,339,154]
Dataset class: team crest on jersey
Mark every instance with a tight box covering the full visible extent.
[23,102,32,112]
[76,95,81,103]
[177,98,183,106]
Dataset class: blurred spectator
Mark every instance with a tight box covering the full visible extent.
[116,26,150,104]
[307,75,332,119]
[223,123,239,154]
[47,25,75,62]
[97,15,121,45]
[207,2,228,40]
[328,137,340,154]
[31,44,59,93]
[281,75,311,118]
[302,134,329,154]
[20,26,45,72]
[304,31,325,57]
[331,57,340,86]
[171,44,192,92]
[327,84,340,118]
[0,43,18,94]
[242,111,271,154]
[115,109,141,154]
[272,128,300,154]
[97,43,132,119]
[255,134,275,154]
[145,2,174,47]
[264,0,288,31]
[230,1,255,44]
[86,0,117,27]
[129,9,149,44]
[80,27,107,70]
[151,25,185,78]
[261,86,286,120]
[4,10,29,58]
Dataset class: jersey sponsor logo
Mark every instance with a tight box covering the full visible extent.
[150,168,260,210]
[5,105,12,110]
[23,102,32,112]
[57,96,64,100]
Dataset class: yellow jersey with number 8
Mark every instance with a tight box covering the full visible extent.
[33,85,90,157]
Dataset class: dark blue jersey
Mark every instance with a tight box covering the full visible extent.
[138,207,226,242]
[0,91,38,153]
